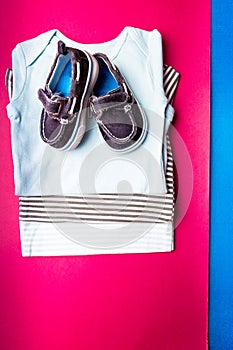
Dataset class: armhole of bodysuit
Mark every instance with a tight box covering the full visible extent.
[10,44,27,102]
[146,29,180,192]
[147,29,165,94]
[6,44,27,119]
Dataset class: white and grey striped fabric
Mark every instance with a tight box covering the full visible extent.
[6,64,179,256]
[163,64,180,105]
[19,221,175,256]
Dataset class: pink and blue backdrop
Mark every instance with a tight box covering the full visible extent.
[0,0,210,349]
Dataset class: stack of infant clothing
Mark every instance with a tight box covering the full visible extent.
[6,27,180,256]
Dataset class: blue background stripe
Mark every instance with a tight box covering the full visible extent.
[210,0,233,348]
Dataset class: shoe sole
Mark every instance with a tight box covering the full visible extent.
[59,52,99,151]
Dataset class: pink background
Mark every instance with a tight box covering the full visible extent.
[0,0,210,349]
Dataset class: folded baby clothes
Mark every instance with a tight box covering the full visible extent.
[6,27,180,256]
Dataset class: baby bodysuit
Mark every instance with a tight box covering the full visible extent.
[6,27,180,256]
